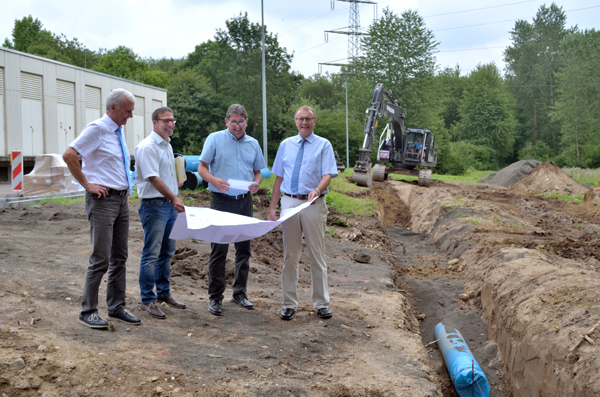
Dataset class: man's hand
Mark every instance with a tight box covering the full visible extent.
[267,208,278,221]
[212,178,230,193]
[248,182,259,194]
[308,189,320,204]
[87,183,110,198]
[172,197,185,213]
[178,182,184,188]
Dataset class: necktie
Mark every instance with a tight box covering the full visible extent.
[290,138,306,194]
[117,126,133,197]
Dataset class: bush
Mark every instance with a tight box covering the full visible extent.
[451,141,495,170]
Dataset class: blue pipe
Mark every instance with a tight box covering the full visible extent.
[435,323,490,397]
[260,168,271,179]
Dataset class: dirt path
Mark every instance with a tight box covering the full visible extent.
[3,173,600,396]
[0,193,439,396]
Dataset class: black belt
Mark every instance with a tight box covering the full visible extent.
[212,192,249,200]
[284,193,325,200]
[141,197,168,202]
[107,188,128,196]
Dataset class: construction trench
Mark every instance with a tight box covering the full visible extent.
[1,161,600,396]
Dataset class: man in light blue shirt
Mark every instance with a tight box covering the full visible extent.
[198,104,265,316]
[268,105,338,321]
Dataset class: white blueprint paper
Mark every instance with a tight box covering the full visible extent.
[170,199,314,243]
[227,178,257,191]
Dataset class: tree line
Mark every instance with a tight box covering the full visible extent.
[4,3,599,173]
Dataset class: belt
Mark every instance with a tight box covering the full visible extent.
[107,188,128,196]
[212,192,249,200]
[284,193,325,200]
[141,197,168,202]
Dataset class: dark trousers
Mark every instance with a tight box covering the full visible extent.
[208,192,253,301]
[81,191,129,316]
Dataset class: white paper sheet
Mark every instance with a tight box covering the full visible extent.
[170,199,314,243]
[226,179,258,191]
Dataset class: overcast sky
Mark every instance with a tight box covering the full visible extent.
[1,0,598,78]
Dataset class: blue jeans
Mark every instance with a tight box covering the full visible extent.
[139,198,178,305]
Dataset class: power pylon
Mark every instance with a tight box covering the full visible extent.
[324,0,376,61]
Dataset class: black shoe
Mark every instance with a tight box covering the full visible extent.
[280,308,295,321]
[108,309,141,325]
[232,294,254,310]
[209,299,222,316]
[78,313,109,329]
[317,307,332,319]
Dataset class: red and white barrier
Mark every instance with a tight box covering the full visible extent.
[11,151,23,191]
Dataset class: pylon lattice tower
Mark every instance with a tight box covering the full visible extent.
[324,0,376,62]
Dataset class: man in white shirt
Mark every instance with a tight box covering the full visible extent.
[63,88,141,329]
[267,106,338,321]
[135,107,186,319]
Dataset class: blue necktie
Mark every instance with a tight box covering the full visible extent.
[290,138,306,194]
[117,126,133,197]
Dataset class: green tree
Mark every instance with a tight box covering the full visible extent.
[3,15,98,68]
[504,3,575,153]
[552,29,600,167]
[167,69,225,154]
[186,13,302,161]
[350,7,439,122]
[454,63,518,165]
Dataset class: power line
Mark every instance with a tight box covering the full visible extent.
[433,5,600,33]
[422,0,539,18]
[280,0,323,21]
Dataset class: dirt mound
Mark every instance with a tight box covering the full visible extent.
[509,161,588,196]
[479,160,541,187]
[578,185,600,220]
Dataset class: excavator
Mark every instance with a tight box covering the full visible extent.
[351,83,437,187]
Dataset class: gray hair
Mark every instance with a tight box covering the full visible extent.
[106,88,135,111]
[152,106,174,121]
[295,105,316,118]
[226,104,248,119]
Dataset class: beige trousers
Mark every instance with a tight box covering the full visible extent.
[280,195,330,309]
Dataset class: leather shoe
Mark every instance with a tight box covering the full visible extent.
[317,307,332,319]
[140,302,166,319]
[108,309,141,325]
[78,312,108,329]
[157,295,186,309]
[209,299,222,316]
[232,294,254,310]
[280,308,295,321]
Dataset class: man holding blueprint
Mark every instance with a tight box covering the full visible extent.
[198,104,266,316]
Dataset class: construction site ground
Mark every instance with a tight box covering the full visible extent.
[2,162,600,396]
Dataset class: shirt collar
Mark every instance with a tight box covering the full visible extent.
[150,131,169,145]
[101,113,119,132]
[295,132,314,144]
[227,128,247,142]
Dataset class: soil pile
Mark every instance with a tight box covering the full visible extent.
[478,160,541,187]
[578,185,600,220]
[509,161,588,196]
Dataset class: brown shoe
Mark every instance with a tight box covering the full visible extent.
[157,296,186,309]
[140,302,166,319]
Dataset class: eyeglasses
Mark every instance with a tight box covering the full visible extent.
[295,117,316,122]
[228,120,247,126]
[157,118,177,124]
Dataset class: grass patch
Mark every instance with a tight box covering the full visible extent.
[387,169,493,185]
[326,191,376,216]
[29,196,85,206]
[562,167,600,185]
[325,228,340,239]
[457,213,470,218]
[532,192,583,205]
